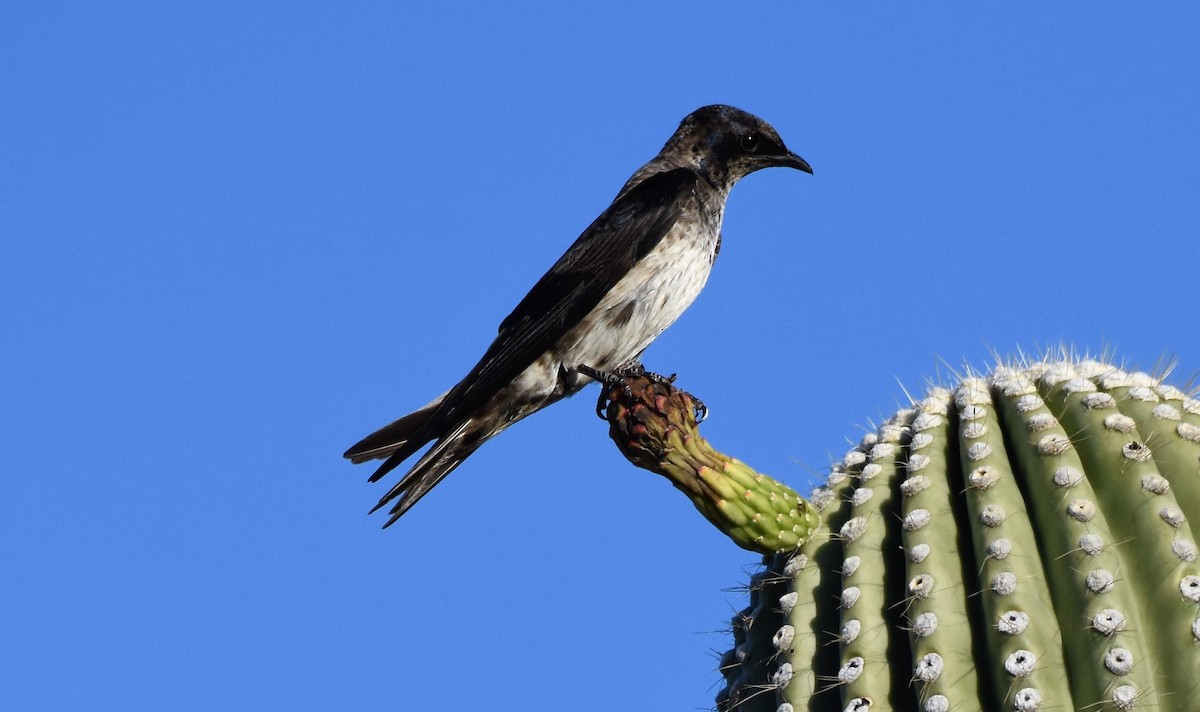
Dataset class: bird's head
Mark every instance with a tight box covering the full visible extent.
[664,105,812,190]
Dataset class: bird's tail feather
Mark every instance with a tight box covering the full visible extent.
[369,418,492,527]
[343,398,443,467]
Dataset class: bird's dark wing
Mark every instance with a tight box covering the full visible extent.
[416,167,698,440]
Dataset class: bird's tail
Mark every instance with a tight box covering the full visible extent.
[344,397,502,527]
[368,418,494,526]
[343,399,442,466]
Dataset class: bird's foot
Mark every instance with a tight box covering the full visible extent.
[577,364,707,423]
[575,364,632,419]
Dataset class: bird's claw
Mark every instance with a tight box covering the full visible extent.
[576,365,618,420]
[623,367,706,422]
[577,363,706,423]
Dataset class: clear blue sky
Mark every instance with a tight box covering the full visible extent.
[3,4,1198,710]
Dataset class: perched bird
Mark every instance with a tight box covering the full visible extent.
[345,104,811,526]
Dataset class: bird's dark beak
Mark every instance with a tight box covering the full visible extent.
[780,151,813,174]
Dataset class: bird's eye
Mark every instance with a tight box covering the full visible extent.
[739,133,761,153]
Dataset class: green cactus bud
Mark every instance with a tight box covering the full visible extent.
[599,358,1200,710]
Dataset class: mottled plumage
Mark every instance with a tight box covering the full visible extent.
[344,105,811,526]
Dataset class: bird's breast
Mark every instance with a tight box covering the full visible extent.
[556,218,721,380]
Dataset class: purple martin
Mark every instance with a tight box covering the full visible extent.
[344,105,811,526]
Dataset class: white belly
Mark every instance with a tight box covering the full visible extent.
[568,228,716,367]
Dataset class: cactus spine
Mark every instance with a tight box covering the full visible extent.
[599,358,1200,711]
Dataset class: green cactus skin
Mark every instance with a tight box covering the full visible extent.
[702,359,1200,712]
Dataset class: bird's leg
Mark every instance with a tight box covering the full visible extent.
[576,363,708,423]
[581,359,670,383]
[575,364,628,419]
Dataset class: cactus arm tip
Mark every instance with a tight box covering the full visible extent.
[596,374,816,554]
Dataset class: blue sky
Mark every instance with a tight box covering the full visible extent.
[3,3,1199,710]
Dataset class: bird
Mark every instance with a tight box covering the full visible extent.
[344,104,812,527]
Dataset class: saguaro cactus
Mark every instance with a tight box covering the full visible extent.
[599,358,1200,711]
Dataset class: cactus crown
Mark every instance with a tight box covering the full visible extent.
[706,358,1200,712]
